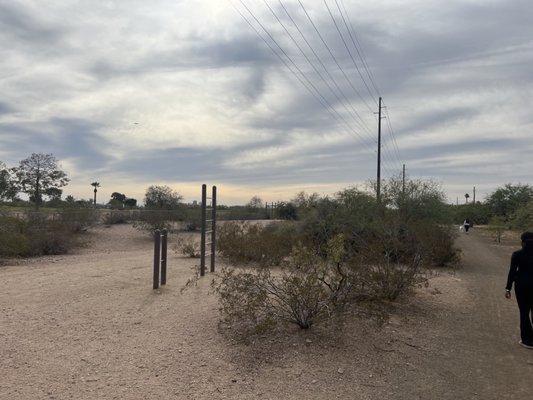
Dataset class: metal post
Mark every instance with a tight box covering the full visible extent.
[160,229,167,285]
[153,230,161,289]
[210,186,217,273]
[200,184,207,276]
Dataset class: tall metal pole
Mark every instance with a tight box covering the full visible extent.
[160,229,167,285]
[200,184,207,277]
[377,97,382,202]
[210,186,217,273]
[153,230,161,290]
[473,186,476,204]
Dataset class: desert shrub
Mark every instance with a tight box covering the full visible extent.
[0,216,30,256]
[276,202,298,220]
[353,229,425,301]
[406,222,460,268]
[57,209,97,232]
[451,202,492,225]
[103,211,131,225]
[511,201,533,231]
[0,211,84,257]
[174,234,200,258]
[214,237,353,332]
[216,221,298,266]
[487,183,533,218]
[133,211,173,234]
[214,230,426,333]
[488,216,507,243]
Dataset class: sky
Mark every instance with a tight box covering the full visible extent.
[0,0,532,205]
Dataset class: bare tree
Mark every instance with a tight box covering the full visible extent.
[247,195,263,209]
[13,153,69,209]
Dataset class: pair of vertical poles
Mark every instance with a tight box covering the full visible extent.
[200,184,217,277]
[153,229,168,289]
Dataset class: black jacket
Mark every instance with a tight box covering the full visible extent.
[506,245,533,291]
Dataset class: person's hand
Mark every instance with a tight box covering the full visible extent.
[505,290,512,299]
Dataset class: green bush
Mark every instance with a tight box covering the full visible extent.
[216,221,298,267]
[213,232,426,333]
[511,201,533,231]
[0,211,84,257]
[214,238,353,332]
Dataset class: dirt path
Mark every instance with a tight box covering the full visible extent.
[1,226,532,399]
[426,231,533,398]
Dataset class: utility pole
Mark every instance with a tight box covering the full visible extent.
[402,164,406,195]
[473,186,476,204]
[376,97,382,202]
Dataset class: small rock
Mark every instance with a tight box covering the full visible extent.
[337,368,344,374]
[305,339,313,344]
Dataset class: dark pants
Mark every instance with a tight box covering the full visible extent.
[515,286,533,345]
[465,225,470,232]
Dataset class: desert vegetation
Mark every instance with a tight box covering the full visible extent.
[450,183,533,231]
[213,177,460,335]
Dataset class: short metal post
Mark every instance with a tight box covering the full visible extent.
[210,186,217,273]
[200,184,207,276]
[161,229,167,285]
[153,230,161,289]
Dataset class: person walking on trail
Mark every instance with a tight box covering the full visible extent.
[505,231,533,349]
[463,219,471,233]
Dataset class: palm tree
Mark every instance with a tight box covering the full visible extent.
[465,193,470,204]
[91,182,100,207]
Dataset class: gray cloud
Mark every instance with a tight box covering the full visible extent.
[0,0,531,202]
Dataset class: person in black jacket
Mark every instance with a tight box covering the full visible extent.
[505,231,533,349]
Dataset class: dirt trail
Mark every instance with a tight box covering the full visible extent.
[402,230,533,399]
[1,226,532,399]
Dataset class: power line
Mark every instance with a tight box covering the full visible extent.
[232,0,390,163]
[264,0,374,140]
[324,0,377,106]
[231,0,401,175]
[297,0,374,115]
[338,0,381,97]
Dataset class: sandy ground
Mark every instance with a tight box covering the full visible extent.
[1,225,532,399]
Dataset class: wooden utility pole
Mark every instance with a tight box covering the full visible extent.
[376,97,382,202]
[473,186,476,204]
[402,164,406,195]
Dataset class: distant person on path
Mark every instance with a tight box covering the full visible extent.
[505,231,533,349]
[463,219,471,233]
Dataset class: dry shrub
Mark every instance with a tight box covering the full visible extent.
[103,211,131,225]
[406,222,460,268]
[57,209,97,232]
[133,211,173,234]
[174,234,200,258]
[214,236,351,333]
[214,229,426,333]
[216,221,297,267]
[0,211,86,257]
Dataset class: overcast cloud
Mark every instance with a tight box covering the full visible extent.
[0,0,532,204]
